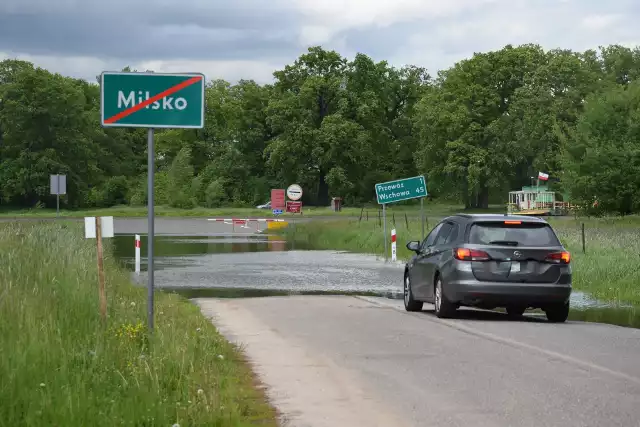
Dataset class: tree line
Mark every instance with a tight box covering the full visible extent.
[1,44,639,214]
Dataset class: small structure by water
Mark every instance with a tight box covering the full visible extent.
[507,184,573,216]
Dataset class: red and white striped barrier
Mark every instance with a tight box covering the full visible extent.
[391,228,397,261]
[134,234,141,274]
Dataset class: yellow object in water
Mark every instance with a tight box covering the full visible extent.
[517,210,548,216]
[267,221,288,230]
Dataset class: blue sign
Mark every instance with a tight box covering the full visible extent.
[272,209,283,215]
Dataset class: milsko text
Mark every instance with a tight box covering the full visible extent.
[117,91,188,111]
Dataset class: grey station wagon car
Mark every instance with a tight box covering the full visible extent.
[403,214,572,322]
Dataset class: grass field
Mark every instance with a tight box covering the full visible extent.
[286,216,640,307]
[0,202,505,219]
[0,222,278,427]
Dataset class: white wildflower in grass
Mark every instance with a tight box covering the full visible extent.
[130,301,136,307]
[172,424,180,427]
[196,327,201,332]
[197,389,204,395]
[217,354,224,360]
[39,383,45,387]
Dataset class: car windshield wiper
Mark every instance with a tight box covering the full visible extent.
[488,240,519,246]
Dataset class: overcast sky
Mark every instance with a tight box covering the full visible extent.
[1,0,638,84]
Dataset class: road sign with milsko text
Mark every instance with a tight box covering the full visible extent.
[375,175,427,204]
[100,72,205,128]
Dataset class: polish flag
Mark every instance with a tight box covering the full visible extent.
[538,171,549,181]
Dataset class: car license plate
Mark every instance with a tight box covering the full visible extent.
[511,261,521,273]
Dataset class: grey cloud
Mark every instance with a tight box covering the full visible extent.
[0,0,303,61]
[339,24,416,61]
[2,0,640,84]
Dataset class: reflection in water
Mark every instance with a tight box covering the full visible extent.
[112,234,306,271]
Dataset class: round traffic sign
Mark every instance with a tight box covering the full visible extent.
[286,184,303,201]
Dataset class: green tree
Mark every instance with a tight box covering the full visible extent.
[265,46,349,205]
[561,81,640,215]
[414,44,547,208]
[0,64,97,207]
[168,146,195,208]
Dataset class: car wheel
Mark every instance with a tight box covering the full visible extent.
[506,306,526,318]
[434,276,456,318]
[545,302,570,323]
[404,272,423,312]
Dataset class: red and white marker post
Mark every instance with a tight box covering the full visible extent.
[391,228,397,261]
[135,234,141,274]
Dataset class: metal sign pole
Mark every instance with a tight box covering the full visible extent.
[421,197,425,240]
[147,128,155,332]
[56,175,60,218]
[383,204,387,262]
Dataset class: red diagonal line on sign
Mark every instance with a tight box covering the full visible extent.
[104,75,203,124]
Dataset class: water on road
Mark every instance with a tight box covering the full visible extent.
[113,232,405,297]
[110,218,638,327]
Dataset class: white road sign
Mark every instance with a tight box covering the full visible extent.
[286,184,303,201]
[84,216,115,239]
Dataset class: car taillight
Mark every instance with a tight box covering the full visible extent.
[545,251,571,264]
[454,248,490,261]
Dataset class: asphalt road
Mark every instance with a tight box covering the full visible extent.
[196,296,640,427]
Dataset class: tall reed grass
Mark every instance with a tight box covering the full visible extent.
[0,221,277,426]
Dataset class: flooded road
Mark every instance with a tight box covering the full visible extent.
[110,218,639,328]
[112,230,405,298]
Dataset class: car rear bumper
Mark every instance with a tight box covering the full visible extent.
[446,279,571,307]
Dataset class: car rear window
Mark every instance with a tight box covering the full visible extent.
[468,222,561,247]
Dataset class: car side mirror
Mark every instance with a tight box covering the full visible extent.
[406,241,421,253]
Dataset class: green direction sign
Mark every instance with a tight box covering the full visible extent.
[375,175,427,204]
[100,72,205,128]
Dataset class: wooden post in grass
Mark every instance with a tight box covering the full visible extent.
[405,213,409,229]
[96,217,107,323]
[359,207,364,223]
[581,223,586,254]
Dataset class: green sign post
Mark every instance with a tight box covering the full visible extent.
[375,176,428,261]
[100,71,205,333]
[375,176,427,204]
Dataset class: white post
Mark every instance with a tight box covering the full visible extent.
[135,234,141,274]
[391,228,397,262]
